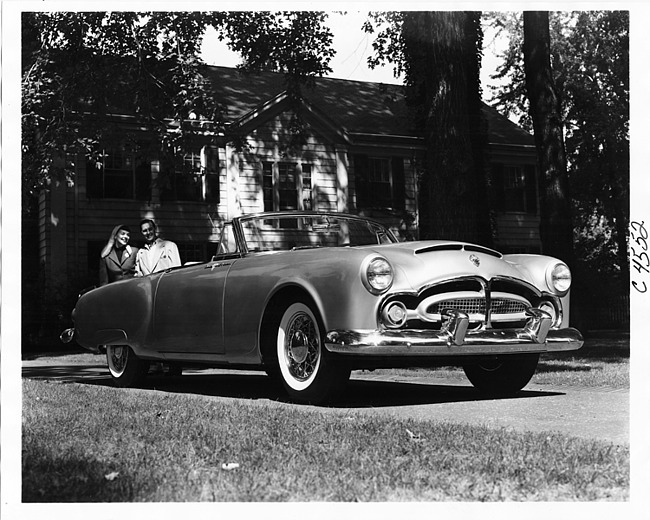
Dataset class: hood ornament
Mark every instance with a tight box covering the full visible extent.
[469,254,481,267]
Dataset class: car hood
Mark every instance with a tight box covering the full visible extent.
[369,240,537,292]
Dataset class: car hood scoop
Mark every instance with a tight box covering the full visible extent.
[414,243,502,259]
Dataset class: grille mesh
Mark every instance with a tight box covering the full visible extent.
[428,298,526,316]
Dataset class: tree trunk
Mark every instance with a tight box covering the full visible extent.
[523,11,575,265]
[402,11,492,246]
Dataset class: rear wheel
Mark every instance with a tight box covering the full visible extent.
[273,300,350,404]
[463,354,539,394]
[106,345,149,388]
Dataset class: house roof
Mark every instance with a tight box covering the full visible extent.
[204,65,534,147]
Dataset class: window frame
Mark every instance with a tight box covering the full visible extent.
[262,160,313,212]
[160,145,220,204]
[494,163,538,215]
[86,146,151,200]
[354,154,405,210]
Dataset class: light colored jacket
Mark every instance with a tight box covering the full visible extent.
[135,238,181,276]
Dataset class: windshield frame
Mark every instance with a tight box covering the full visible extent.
[222,212,398,256]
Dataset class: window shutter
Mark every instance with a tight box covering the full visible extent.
[491,162,505,211]
[524,164,538,214]
[135,160,151,201]
[205,148,220,204]
[391,156,405,210]
[86,156,102,198]
[354,154,369,208]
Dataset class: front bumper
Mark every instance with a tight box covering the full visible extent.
[325,309,584,356]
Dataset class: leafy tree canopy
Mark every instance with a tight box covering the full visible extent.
[21,11,334,207]
[485,11,628,282]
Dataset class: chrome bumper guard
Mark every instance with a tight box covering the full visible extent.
[60,328,75,344]
[325,309,584,356]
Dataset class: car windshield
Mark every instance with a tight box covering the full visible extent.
[238,214,397,253]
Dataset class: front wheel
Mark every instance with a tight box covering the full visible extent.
[463,354,539,394]
[106,345,149,388]
[274,300,350,404]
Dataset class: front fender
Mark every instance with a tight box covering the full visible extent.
[73,277,154,353]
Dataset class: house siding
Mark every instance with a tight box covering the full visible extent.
[232,111,341,215]
[34,71,541,293]
[489,144,540,252]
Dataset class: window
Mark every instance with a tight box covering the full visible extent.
[503,166,526,212]
[302,164,312,210]
[262,161,313,212]
[354,154,405,210]
[161,146,220,203]
[215,223,239,256]
[493,163,537,214]
[368,158,392,206]
[86,147,151,200]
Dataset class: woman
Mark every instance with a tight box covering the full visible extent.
[99,225,139,286]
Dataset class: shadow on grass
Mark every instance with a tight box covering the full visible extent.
[22,363,563,409]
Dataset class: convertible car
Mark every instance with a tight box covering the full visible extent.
[62,211,583,404]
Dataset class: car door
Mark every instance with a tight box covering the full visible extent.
[151,258,237,355]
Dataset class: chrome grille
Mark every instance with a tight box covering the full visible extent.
[427,298,527,316]
[429,298,486,315]
[490,298,527,314]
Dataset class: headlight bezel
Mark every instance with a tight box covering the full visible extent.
[546,262,572,295]
[361,255,394,295]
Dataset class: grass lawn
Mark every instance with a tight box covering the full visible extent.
[20,331,629,502]
[22,378,628,502]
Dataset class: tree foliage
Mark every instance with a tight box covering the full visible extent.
[21,11,335,211]
[485,11,629,283]
[365,11,492,245]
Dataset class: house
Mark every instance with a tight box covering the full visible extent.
[37,65,540,292]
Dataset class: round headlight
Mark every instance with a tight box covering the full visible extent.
[548,263,572,294]
[364,257,394,294]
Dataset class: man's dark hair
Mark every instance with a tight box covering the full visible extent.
[140,218,157,231]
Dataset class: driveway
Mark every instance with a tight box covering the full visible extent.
[22,352,629,446]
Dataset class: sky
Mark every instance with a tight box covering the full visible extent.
[200,11,507,101]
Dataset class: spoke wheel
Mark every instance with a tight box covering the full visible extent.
[274,300,349,404]
[463,354,539,394]
[106,345,148,388]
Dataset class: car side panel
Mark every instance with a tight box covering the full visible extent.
[152,262,230,354]
[221,248,382,363]
[73,277,155,355]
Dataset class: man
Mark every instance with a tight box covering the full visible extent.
[135,219,181,276]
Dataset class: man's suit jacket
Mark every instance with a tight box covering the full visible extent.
[99,245,138,286]
[135,239,181,276]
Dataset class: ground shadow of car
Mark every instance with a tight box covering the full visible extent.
[22,364,563,407]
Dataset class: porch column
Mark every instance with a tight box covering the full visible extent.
[48,177,68,281]
[225,143,242,218]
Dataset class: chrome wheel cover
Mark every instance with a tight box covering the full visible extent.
[283,311,320,382]
[107,345,128,377]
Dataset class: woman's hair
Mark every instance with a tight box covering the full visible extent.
[101,224,130,258]
[115,225,131,236]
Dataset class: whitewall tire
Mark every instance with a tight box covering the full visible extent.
[274,300,349,404]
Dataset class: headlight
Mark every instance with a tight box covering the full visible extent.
[547,262,572,294]
[362,256,394,294]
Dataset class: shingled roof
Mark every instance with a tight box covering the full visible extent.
[204,65,534,147]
